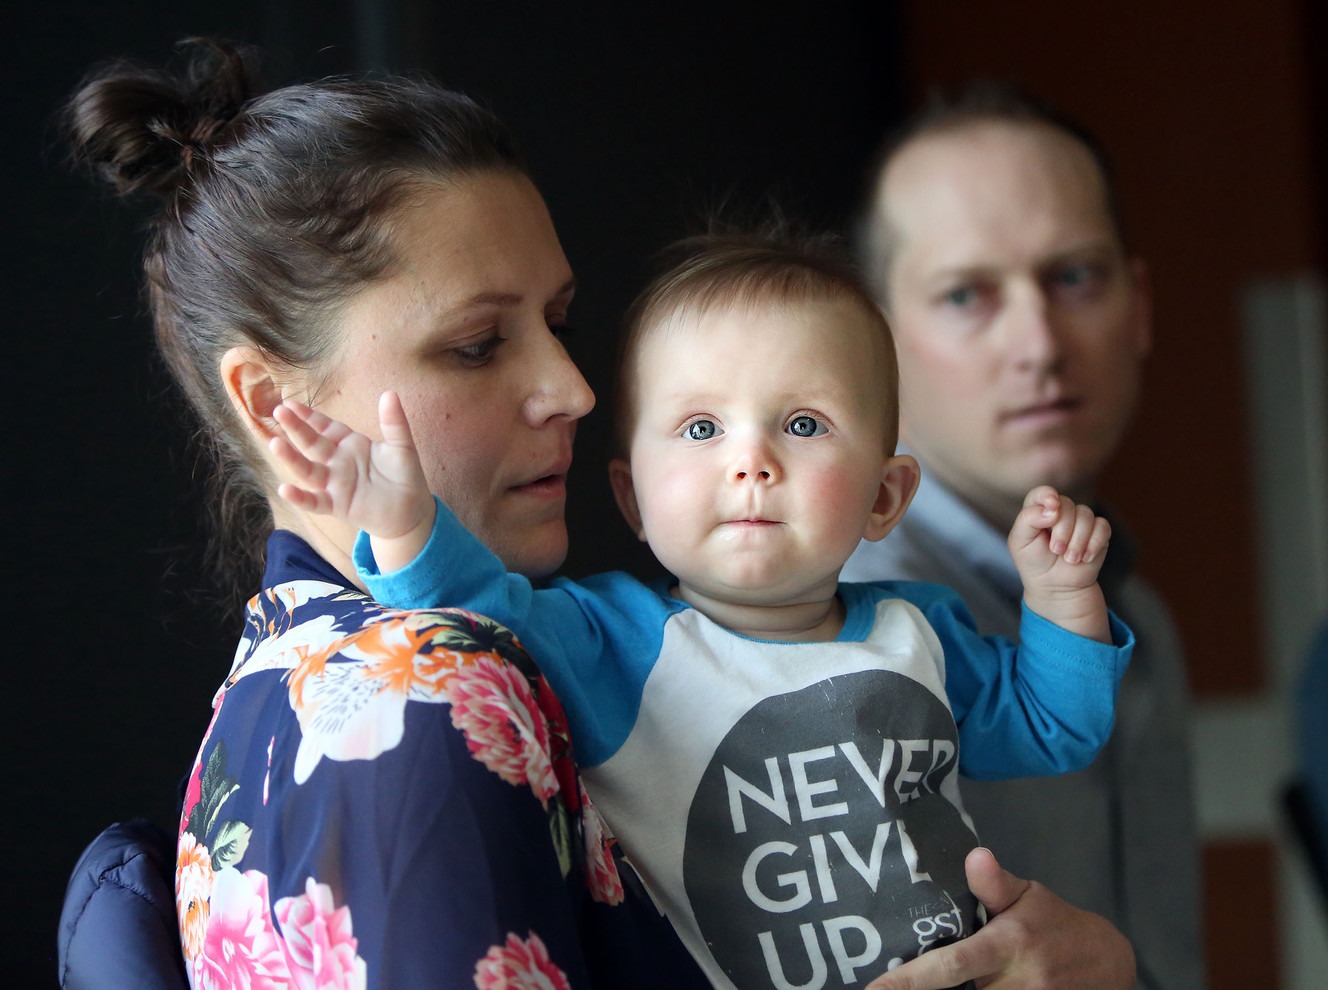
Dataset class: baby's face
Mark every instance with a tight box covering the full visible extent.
[621,295,897,609]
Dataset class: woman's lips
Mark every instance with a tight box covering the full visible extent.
[510,463,571,498]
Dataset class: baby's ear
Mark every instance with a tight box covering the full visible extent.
[608,459,647,542]
[863,454,921,542]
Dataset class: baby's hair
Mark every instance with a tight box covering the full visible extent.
[64,37,525,607]
[614,224,899,456]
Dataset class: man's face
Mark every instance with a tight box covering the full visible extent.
[876,121,1150,519]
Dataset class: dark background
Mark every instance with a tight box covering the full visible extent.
[7,3,905,984]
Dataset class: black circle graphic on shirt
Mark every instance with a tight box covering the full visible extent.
[683,670,978,989]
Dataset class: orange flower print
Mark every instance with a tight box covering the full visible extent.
[175,833,214,960]
[286,614,442,784]
[473,931,571,990]
[445,654,558,807]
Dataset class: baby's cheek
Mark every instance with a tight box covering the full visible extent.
[806,464,869,508]
[642,464,702,530]
[805,464,885,541]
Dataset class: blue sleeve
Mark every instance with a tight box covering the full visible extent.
[896,583,1133,781]
[354,497,683,767]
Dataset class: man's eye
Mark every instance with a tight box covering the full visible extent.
[1054,265,1091,287]
[787,415,826,438]
[942,285,977,307]
[1049,263,1107,298]
[685,419,721,441]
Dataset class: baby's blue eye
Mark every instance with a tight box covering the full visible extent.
[787,416,825,437]
[686,419,720,440]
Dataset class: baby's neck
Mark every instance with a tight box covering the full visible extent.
[674,584,845,642]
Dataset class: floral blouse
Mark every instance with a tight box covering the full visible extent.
[174,531,705,989]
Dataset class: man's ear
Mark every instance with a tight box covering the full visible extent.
[863,453,921,542]
[608,458,647,542]
[220,345,289,446]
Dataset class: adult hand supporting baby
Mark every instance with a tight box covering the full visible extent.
[864,847,1136,990]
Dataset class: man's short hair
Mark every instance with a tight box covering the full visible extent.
[858,80,1128,300]
[615,226,899,456]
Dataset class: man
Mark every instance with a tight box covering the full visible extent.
[844,85,1203,990]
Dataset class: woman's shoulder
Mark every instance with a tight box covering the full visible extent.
[225,577,556,781]
[177,575,608,986]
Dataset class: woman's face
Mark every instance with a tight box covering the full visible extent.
[312,172,594,578]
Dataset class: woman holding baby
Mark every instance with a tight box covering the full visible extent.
[64,37,1133,989]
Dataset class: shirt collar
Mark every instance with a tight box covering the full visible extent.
[262,529,352,590]
[904,449,1138,599]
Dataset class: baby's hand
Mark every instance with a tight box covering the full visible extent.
[271,391,435,571]
[1008,486,1111,643]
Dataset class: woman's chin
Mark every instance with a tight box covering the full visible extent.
[489,522,568,580]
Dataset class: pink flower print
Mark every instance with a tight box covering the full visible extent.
[578,783,623,906]
[175,833,214,960]
[473,931,571,990]
[446,655,558,806]
[275,877,367,990]
[193,867,290,990]
[181,694,226,837]
[180,756,204,839]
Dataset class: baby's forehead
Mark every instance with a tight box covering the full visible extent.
[626,292,897,426]
[642,290,884,351]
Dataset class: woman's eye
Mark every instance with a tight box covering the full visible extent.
[451,335,505,367]
[787,415,826,438]
[685,419,721,441]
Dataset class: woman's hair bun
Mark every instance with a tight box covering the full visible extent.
[64,37,261,198]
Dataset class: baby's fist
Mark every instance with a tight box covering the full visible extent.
[1009,486,1111,580]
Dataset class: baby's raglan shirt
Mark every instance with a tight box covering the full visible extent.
[357,499,1131,990]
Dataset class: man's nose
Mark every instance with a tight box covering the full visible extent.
[1002,287,1063,370]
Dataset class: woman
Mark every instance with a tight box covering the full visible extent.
[64,37,1133,990]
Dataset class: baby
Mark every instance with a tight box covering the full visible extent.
[273,232,1132,990]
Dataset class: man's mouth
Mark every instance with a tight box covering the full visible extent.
[1000,397,1082,426]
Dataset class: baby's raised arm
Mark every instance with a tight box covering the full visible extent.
[271,391,436,573]
[1007,486,1112,644]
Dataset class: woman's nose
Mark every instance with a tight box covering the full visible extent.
[524,332,596,425]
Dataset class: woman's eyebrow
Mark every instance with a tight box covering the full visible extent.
[463,277,578,308]
[464,291,522,307]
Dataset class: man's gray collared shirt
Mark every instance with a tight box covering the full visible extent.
[843,469,1203,990]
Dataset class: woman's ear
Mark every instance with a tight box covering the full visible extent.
[863,453,921,542]
[220,345,288,445]
[608,458,647,542]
